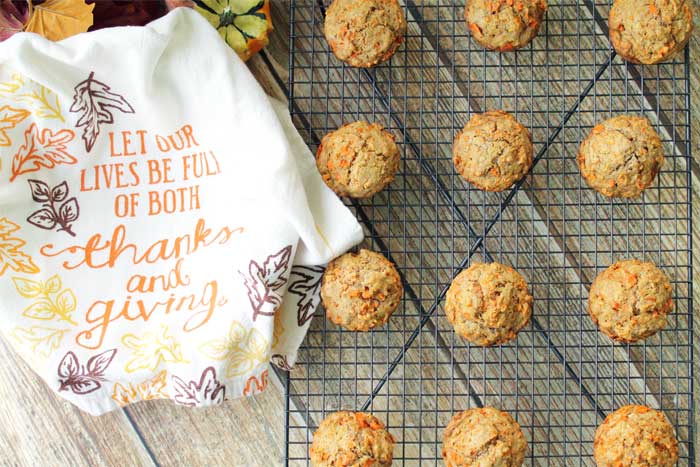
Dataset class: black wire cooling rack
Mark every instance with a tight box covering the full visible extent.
[283,1,694,465]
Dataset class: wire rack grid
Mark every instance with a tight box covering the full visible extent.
[283,1,694,465]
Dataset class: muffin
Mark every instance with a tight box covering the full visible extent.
[609,0,693,65]
[453,111,533,192]
[465,0,548,51]
[594,405,678,467]
[578,116,664,198]
[321,249,403,331]
[324,0,407,68]
[443,407,527,467]
[310,411,395,467]
[445,262,532,346]
[588,259,673,343]
[317,121,400,198]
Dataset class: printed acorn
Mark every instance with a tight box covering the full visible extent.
[165,0,273,61]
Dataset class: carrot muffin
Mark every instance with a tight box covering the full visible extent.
[317,121,400,198]
[594,405,678,467]
[588,259,673,343]
[609,0,693,65]
[453,111,533,192]
[321,249,403,331]
[465,0,548,51]
[578,116,664,198]
[445,262,532,346]
[310,411,395,467]
[324,0,407,68]
[443,407,527,467]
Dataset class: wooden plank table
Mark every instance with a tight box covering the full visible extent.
[1,3,697,466]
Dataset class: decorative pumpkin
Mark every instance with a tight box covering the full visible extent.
[166,0,273,61]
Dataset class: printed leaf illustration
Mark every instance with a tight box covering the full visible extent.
[288,265,324,327]
[242,369,268,396]
[57,348,117,395]
[0,217,39,276]
[12,275,77,325]
[121,325,187,373]
[26,179,79,236]
[24,0,94,42]
[240,245,292,321]
[111,370,169,407]
[171,366,226,408]
[270,354,292,371]
[69,71,134,152]
[10,124,76,181]
[0,105,29,146]
[0,74,64,121]
[10,325,68,360]
[272,308,284,348]
[198,320,269,378]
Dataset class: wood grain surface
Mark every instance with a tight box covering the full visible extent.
[0,2,696,466]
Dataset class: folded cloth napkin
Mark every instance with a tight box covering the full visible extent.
[0,8,362,415]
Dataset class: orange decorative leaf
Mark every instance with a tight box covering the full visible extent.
[0,217,39,276]
[0,105,30,146]
[10,123,76,182]
[24,0,94,42]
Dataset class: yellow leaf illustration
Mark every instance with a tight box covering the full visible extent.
[12,273,77,325]
[198,320,269,378]
[11,276,43,298]
[0,73,64,122]
[24,0,94,42]
[122,325,188,373]
[10,325,68,359]
[111,370,169,407]
[0,105,30,146]
[0,218,39,277]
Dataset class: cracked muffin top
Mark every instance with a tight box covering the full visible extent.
[321,249,403,332]
[588,259,673,343]
[443,407,527,467]
[465,0,548,51]
[453,111,533,192]
[310,411,395,467]
[444,262,532,346]
[324,0,407,68]
[317,121,401,199]
[609,0,693,65]
[578,115,664,198]
[594,405,678,467]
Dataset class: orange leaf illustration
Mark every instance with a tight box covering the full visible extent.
[10,123,76,182]
[0,105,30,146]
[24,0,94,42]
[0,217,39,276]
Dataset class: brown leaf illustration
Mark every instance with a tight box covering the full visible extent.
[24,0,94,42]
[0,105,29,146]
[10,124,76,181]
[270,354,292,371]
[240,245,293,321]
[171,366,226,407]
[25,179,79,236]
[288,265,324,327]
[69,71,134,152]
[58,348,116,395]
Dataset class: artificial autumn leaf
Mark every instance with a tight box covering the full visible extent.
[0,217,39,276]
[10,123,76,181]
[24,0,94,42]
[0,105,29,146]
[0,0,30,41]
[69,71,134,152]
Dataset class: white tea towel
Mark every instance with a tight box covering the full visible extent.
[0,8,362,415]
